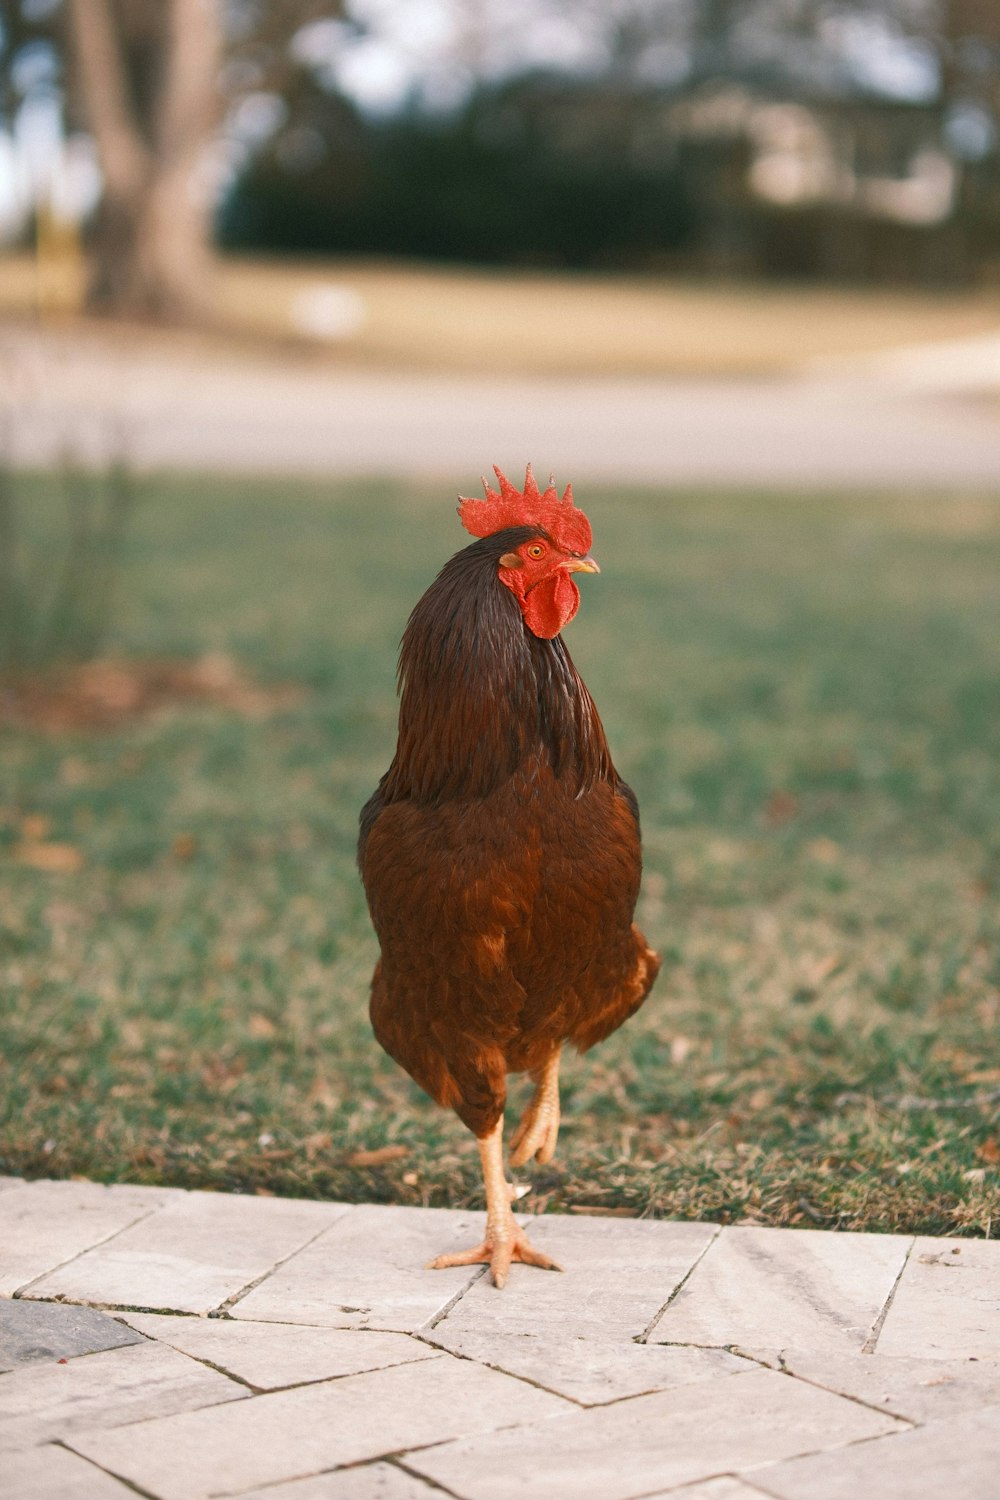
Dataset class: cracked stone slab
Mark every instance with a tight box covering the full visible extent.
[874,1236,1000,1360]
[0,1178,179,1296]
[650,1482,774,1500]
[755,1402,1000,1500]
[405,1366,903,1500]
[231,1204,495,1331]
[435,1215,719,1341]
[0,1300,143,1370]
[66,1353,574,1500]
[777,1347,1000,1423]
[648,1225,911,1353]
[234,1463,447,1498]
[2,1443,141,1499]
[0,1339,246,1452]
[122,1313,440,1390]
[425,1327,750,1406]
[23,1189,347,1314]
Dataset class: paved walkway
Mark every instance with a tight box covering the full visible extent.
[2,1177,999,1499]
[4,324,1000,488]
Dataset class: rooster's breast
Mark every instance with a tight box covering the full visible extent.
[359,763,643,1061]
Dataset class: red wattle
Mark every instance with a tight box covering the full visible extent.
[521,570,580,639]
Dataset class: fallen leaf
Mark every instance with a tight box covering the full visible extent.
[344,1144,410,1167]
[15,842,84,873]
[21,814,50,840]
[809,954,844,985]
[764,790,798,826]
[303,1131,332,1161]
[248,1014,277,1038]
[976,1137,1000,1164]
[172,833,197,860]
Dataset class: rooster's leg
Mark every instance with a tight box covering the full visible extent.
[509,1046,561,1167]
[426,1117,563,1288]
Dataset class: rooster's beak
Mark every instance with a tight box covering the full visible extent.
[564,556,600,574]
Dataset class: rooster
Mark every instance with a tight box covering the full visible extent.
[358,465,659,1286]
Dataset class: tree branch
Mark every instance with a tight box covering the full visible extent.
[156,0,223,168]
[66,0,150,198]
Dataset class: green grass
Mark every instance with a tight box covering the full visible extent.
[2,476,999,1236]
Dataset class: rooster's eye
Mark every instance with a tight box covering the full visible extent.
[528,544,544,558]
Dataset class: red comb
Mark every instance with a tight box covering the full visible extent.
[458,464,592,555]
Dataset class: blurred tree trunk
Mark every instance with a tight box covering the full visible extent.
[67,0,221,323]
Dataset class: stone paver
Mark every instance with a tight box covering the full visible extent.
[649,1225,911,1352]
[0,1299,142,1370]
[0,1178,178,1295]
[2,1178,998,1500]
[875,1236,1000,1360]
[3,1444,140,1499]
[24,1189,345,1314]
[234,1464,445,1498]
[436,1215,719,1340]
[122,1312,439,1390]
[232,1203,492,1331]
[426,1327,749,1406]
[406,1366,903,1500]
[755,1403,1000,1500]
[777,1348,1000,1423]
[0,1339,246,1452]
[66,1354,573,1500]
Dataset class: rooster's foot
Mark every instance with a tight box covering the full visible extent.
[433,1114,563,1287]
[509,1096,560,1167]
[509,1048,561,1167]
[427,1226,562,1289]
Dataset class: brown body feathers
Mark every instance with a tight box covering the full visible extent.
[359,525,659,1138]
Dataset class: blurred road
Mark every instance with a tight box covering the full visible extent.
[3,325,1000,488]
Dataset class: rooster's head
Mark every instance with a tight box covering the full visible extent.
[457,464,598,640]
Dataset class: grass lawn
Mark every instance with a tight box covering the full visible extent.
[1,475,999,1236]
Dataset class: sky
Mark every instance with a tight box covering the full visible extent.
[291,0,943,116]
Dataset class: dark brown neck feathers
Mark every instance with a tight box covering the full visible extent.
[380,528,613,805]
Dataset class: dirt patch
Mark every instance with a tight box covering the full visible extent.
[0,653,304,733]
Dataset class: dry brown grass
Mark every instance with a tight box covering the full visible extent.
[217,258,1000,376]
[3,250,1000,376]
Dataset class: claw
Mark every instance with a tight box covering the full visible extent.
[425,1114,564,1287]
[426,1116,563,1286]
[428,1227,562,1287]
[510,1048,561,1167]
[509,1105,559,1167]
